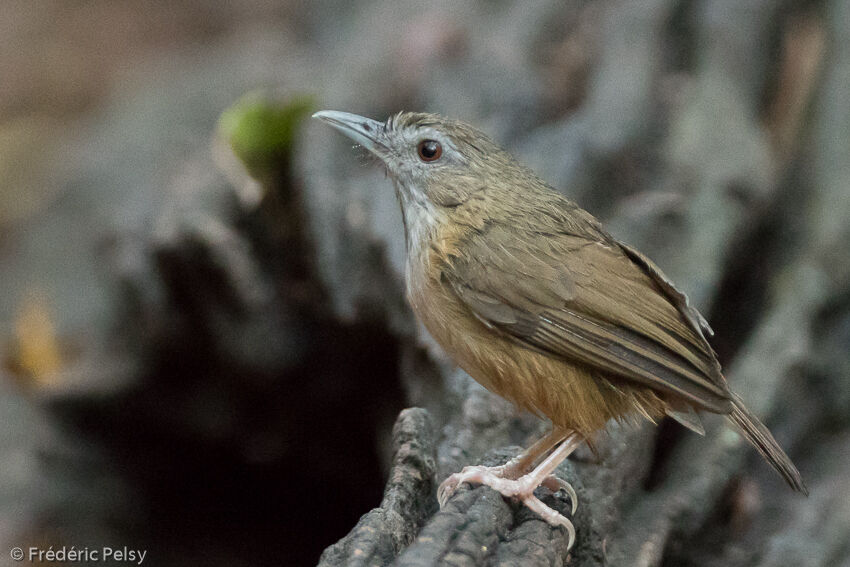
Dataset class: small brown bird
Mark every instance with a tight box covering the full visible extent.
[314,110,806,548]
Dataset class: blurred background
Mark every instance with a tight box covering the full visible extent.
[1,1,848,566]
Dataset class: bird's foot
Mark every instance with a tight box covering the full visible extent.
[438,464,577,511]
[437,465,578,548]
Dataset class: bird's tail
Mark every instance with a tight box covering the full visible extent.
[726,394,808,494]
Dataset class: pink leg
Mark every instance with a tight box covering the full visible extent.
[438,429,566,507]
[438,432,583,549]
[501,429,568,477]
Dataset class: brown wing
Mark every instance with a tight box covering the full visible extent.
[441,222,732,413]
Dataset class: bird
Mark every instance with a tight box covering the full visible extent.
[313,110,807,549]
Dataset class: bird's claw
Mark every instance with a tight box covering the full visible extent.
[436,473,459,509]
[541,475,579,515]
[523,492,577,549]
[437,464,578,548]
[437,465,501,508]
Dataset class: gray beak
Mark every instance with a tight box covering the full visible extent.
[312,110,388,155]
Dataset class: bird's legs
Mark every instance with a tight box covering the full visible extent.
[500,428,569,478]
[438,430,570,504]
[438,430,571,502]
[438,431,582,547]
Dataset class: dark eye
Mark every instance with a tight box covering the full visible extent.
[417,139,442,162]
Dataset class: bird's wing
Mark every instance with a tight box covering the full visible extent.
[441,221,732,413]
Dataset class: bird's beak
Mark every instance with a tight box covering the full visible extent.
[312,110,389,156]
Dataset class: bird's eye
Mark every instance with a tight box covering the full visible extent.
[417,140,442,162]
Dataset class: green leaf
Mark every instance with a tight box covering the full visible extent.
[218,91,315,178]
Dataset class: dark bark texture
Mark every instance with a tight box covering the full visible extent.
[1,1,849,566]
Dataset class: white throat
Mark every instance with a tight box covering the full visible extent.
[395,184,446,293]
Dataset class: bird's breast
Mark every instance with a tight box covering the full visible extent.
[403,223,654,435]
[404,228,546,416]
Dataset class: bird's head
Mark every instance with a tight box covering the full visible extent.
[313,110,527,216]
